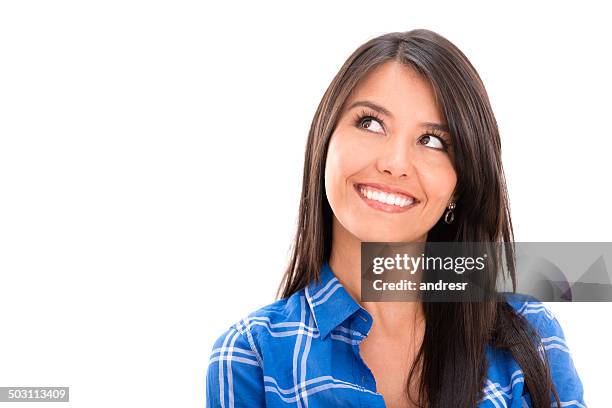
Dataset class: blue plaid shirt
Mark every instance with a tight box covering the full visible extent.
[206,261,586,407]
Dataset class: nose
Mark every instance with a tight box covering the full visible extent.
[377,137,416,178]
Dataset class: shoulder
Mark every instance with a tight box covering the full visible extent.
[206,291,306,407]
[500,293,586,406]
[503,293,579,360]
[503,293,560,337]
[208,288,307,365]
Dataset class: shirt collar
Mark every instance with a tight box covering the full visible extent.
[305,261,367,340]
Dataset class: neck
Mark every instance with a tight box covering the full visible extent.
[328,217,426,339]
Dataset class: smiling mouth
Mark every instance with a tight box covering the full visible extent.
[354,183,419,213]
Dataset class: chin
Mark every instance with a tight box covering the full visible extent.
[354,226,417,243]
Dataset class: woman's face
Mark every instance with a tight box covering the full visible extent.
[324,61,457,243]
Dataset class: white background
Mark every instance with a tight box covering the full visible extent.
[0,1,610,407]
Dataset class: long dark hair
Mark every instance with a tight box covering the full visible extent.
[276,29,560,407]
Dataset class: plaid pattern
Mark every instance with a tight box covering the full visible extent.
[206,261,586,407]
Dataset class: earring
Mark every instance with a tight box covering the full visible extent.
[444,202,456,224]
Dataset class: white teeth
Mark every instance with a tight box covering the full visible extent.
[359,186,415,208]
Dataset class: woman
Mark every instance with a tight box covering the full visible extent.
[206,29,586,407]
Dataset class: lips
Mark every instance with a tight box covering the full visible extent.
[353,182,420,213]
[354,182,419,202]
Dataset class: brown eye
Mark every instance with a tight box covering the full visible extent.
[359,117,384,133]
[419,134,445,150]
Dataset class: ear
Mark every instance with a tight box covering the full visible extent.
[449,188,459,205]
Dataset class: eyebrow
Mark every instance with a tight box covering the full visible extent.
[347,100,450,133]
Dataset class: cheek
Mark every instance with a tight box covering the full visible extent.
[420,162,457,205]
[324,132,368,199]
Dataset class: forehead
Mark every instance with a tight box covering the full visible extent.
[346,61,444,123]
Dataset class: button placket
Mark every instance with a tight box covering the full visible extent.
[349,311,385,406]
